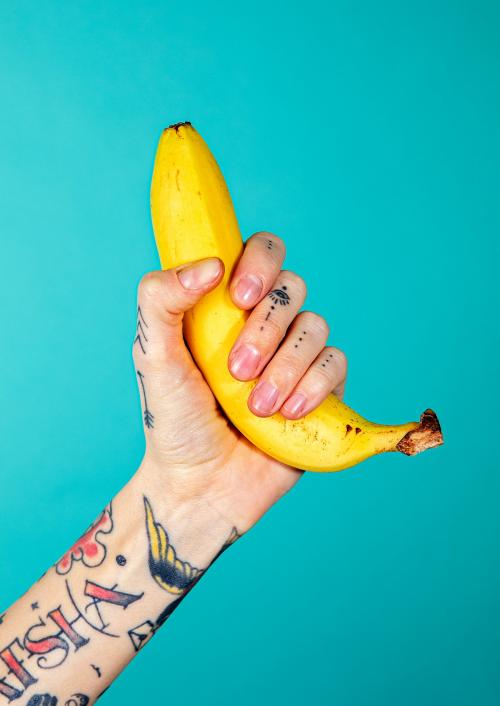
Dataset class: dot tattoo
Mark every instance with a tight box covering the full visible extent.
[294,329,307,348]
[116,555,127,567]
[321,353,334,368]
[267,239,273,250]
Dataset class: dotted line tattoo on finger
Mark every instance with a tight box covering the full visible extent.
[134,306,149,355]
[260,285,290,330]
[321,352,334,368]
[294,330,307,349]
[267,238,273,250]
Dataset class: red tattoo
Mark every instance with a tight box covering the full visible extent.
[55,505,113,575]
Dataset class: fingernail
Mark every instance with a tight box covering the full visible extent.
[282,392,308,418]
[177,258,221,290]
[250,380,279,415]
[229,343,261,379]
[234,274,263,306]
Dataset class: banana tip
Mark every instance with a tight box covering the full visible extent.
[396,409,443,456]
[165,121,193,132]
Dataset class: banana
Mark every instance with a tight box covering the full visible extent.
[150,122,443,472]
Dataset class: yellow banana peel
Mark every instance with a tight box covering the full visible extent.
[150,122,443,472]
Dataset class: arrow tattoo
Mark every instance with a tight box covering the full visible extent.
[134,306,149,355]
[136,370,154,429]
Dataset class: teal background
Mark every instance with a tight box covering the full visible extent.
[1,1,499,704]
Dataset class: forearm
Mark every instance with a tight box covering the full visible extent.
[0,462,238,705]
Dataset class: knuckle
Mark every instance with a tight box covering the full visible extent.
[254,231,286,255]
[307,367,333,394]
[281,270,307,299]
[138,271,163,301]
[328,347,348,373]
[300,311,330,339]
[257,313,283,338]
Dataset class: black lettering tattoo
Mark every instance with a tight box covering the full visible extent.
[144,498,202,595]
[0,573,143,703]
[55,505,113,575]
[134,306,149,355]
[24,616,73,670]
[26,694,57,706]
[65,696,89,706]
[23,693,89,706]
[136,371,154,429]
[84,582,143,609]
[0,639,38,691]
[91,664,101,679]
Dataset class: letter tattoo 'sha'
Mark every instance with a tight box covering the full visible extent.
[136,371,154,429]
[55,505,113,575]
[134,306,149,355]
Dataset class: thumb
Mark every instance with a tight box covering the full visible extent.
[133,257,224,365]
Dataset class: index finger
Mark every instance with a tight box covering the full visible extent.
[229,231,286,309]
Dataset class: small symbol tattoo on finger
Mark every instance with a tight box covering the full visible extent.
[264,285,290,324]
[137,370,155,429]
[294,329,307,348]
[268,286,290,306]
[134,306,149,355]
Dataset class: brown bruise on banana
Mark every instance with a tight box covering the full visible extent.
[259,285,290,331]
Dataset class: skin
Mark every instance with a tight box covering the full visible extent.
[0,232,346,705]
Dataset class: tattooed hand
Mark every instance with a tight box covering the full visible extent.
[0,232,347,705]
[134,232,347,531]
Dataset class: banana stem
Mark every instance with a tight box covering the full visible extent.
[396,409,443,456]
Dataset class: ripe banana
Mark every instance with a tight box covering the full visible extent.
[150,122,443,472]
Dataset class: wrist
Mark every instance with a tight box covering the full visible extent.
[132,457,240,571]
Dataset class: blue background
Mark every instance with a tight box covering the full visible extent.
[1,1,499,704]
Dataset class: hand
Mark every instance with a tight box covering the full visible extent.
[133,232,347,531]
